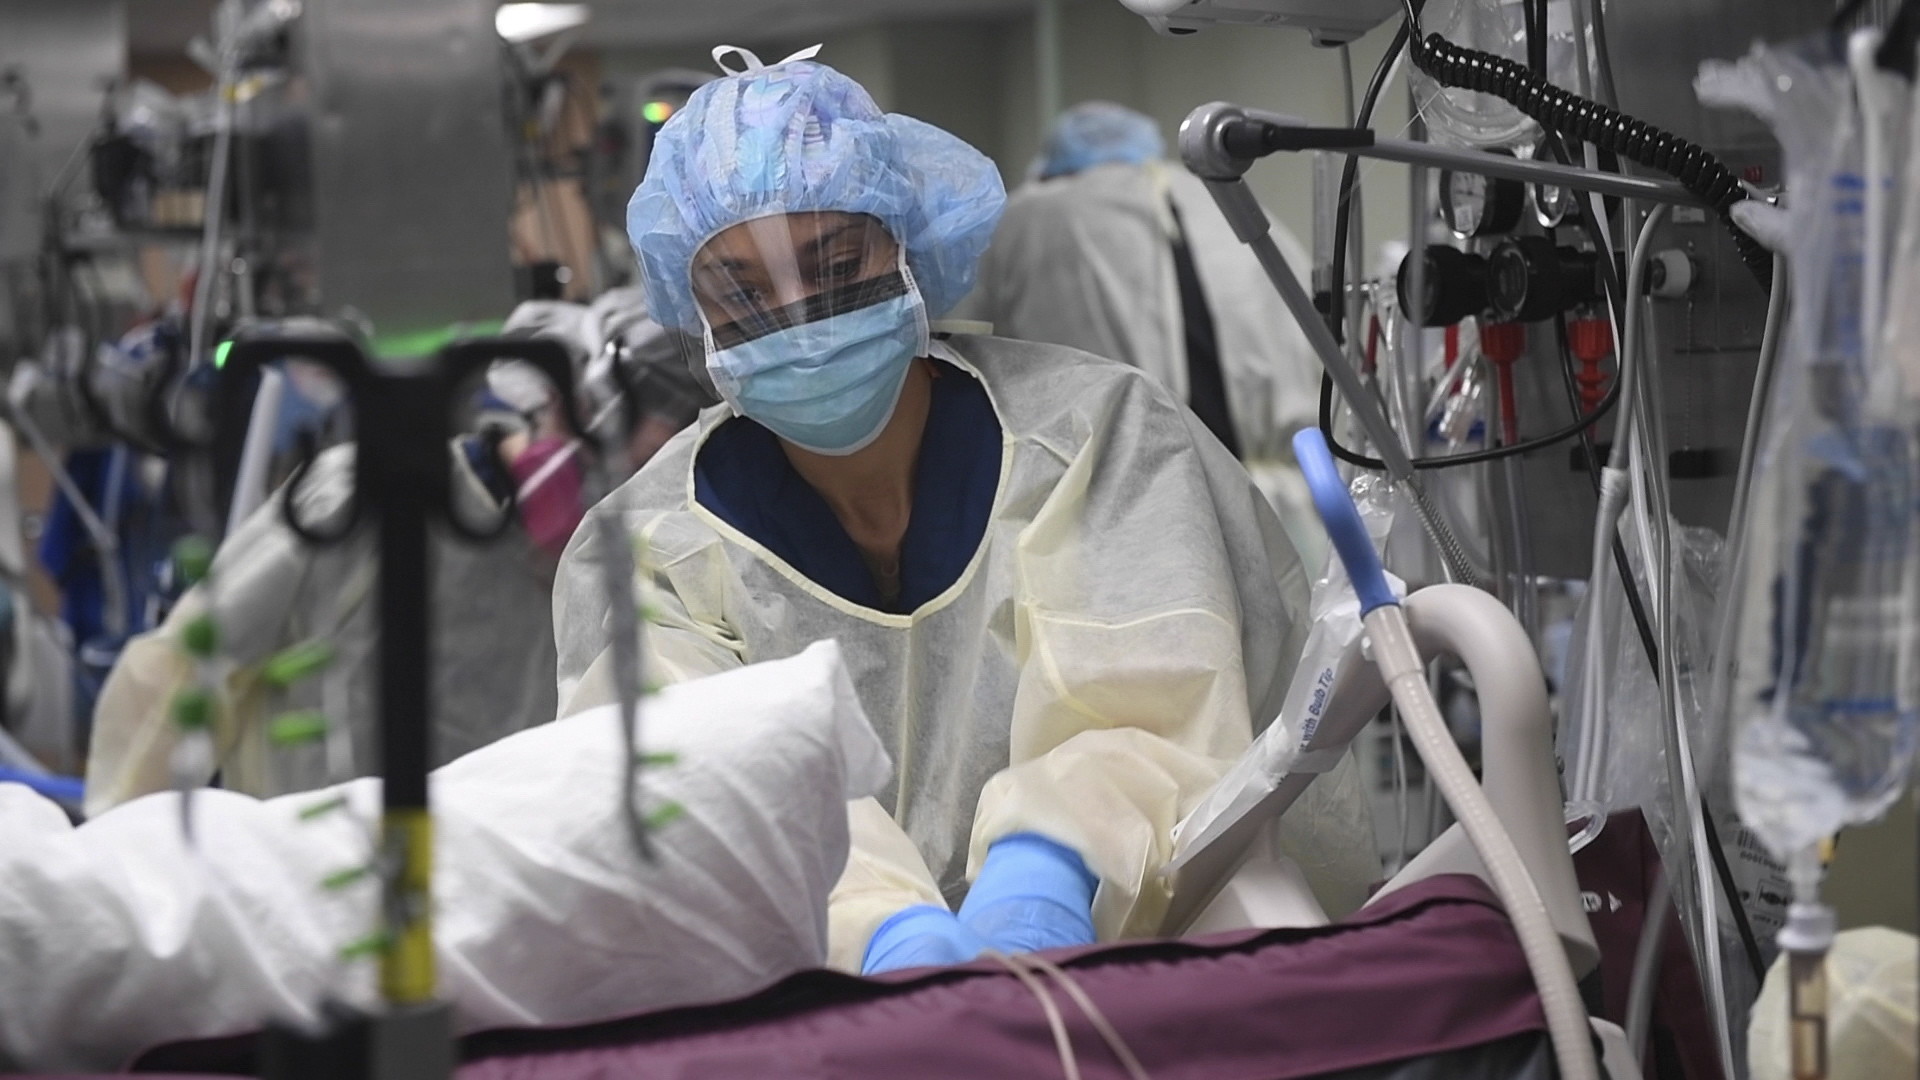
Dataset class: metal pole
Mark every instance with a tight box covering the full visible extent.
[1035,0,1063,135]
[364,373,443,1010]
[1197,174,1482,587]
[1205,105,1702,207]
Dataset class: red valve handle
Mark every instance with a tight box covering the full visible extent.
[1476,321,1527,445]
[1567,317,1613,363]
[1480,321,1528,366]
[1567,317,1613,423]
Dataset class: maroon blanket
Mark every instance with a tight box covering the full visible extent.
[455,873,1547,1080]
[128,874,1551,1079]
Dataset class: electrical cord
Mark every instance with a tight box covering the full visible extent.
[1320,356,1623,470]
[1523,0,1548,78]
[1326,11,1413,347]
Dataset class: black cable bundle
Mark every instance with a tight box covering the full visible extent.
[1400,4,1774,290]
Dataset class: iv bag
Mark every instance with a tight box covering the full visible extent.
[1409,0,1583,150]
[1701,39,1920,864]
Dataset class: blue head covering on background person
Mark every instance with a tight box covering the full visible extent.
[1034,101,1166,180]
[626,49,1007,333]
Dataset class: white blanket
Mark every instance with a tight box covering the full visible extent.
[0,641,888,1071]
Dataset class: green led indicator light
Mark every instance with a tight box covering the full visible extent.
[370,319,506,361]
[642,101,673,124]
[214,340,233,369]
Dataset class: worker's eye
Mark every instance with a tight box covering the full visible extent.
[819,257,864,284]
[719,284,767,310]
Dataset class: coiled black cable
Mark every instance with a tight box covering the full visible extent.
[1401,12,1773,289]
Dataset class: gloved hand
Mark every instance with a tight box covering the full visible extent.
[861,905,989,974]
[957,832,1098,956]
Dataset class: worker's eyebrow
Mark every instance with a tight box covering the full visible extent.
[799,222,864,256]
[695,254,753,274]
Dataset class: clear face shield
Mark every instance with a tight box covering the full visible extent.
[681,211,930,456]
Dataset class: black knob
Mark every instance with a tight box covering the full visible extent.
[1487,237,1601,323]
[1397,246,1490,327]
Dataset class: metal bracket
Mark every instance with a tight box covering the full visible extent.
[1181,100,1707,207]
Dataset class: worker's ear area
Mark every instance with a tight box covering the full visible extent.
[669,328,722,402]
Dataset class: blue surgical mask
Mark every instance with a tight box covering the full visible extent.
[703,261,930,455]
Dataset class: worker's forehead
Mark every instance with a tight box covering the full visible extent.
[694,212,891,270]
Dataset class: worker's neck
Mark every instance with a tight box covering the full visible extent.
[780,358,932,557]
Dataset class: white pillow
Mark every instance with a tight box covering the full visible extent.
[0,640,888,1072]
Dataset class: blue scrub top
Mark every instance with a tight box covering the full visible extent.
[694,359,1001,614]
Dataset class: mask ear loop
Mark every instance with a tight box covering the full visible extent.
[696,317,741,412]
[893,245,932,359]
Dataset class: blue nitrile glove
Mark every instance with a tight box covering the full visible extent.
[861,905,990,974]
[957,832,1099,955]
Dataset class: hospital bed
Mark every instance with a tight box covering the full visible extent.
[108,439,1653,1080]
[116,646,1639,1078]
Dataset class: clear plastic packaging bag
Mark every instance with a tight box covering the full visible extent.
[1408,0,1585,150]
[1559,523,1725,825]
[1173,474,1404,856]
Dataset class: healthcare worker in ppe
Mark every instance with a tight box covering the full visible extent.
[556,48,1377,973]
[83,296,703,815]
[963,102,1328,571]
[85,455,557,814]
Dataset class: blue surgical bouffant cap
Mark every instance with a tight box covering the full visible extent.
[627,50,1007,333]
[1037,102,1166,180]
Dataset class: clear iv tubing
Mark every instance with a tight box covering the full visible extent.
[1574,205,1740,1074]
[1627,204,1740,1080]
[1570,206,1662,805]
[1700,255,1790,795]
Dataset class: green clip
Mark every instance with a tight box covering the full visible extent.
[171,689,215,731]
[645,801,685,830]
[172,536,215,586]
[181,615,220,659]
[338,931,392,961]
[270,710,329,745]
[262,642,335,688]
[322,865,370,890]
[299,795,349,821]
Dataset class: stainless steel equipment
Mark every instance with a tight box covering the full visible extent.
[293,0,515,342]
